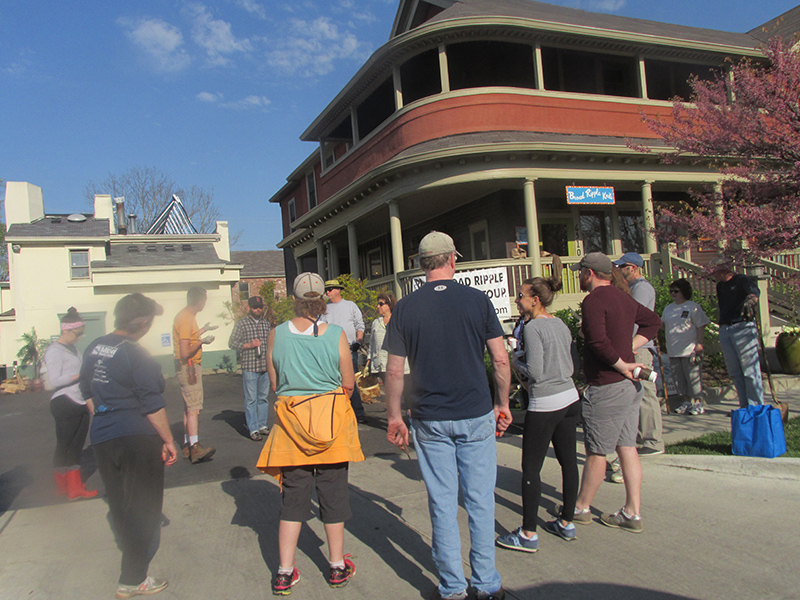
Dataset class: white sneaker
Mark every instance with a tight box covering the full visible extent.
[674,401,692,414]
[115,576,168,599]
[688,403,705,415]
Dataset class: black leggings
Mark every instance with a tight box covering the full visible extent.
[95,435,165,586]
[521,400,580,532]
[50,395,90,468]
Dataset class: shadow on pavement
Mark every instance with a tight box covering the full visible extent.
[212,409,249,439]
[0,465,32,517]
[510,582,698,599]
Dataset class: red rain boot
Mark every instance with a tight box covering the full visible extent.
[66,469,98,500]
[54,471,67,496]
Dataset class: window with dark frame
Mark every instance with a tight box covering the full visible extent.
[306,172,317,210]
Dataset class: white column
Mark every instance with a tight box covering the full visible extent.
[534,44,545,90]
[523,178,542,277]
[714,181,726,250]
[347,222,360,280]
[393,67,403,110]
[294,252,303,276]
[641,181,658,255]
[438,44,450,93]
[316,239,326,279]
[389,200,405,298]
[610,205,623,256]
[638,56,649,99]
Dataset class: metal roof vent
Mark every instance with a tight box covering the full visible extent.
[127,245,139,253]
[67,214,87,222]
[164,244,175,251]
[146,245,157,252]
[182,244,192,251]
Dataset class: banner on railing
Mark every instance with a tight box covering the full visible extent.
[566,186,615,204]
[412,266,512,318]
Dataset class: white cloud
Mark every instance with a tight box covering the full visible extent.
[197,91,222,102]
[118,17,191,72]
[185,3,252,67]
[267,17,366,77]
[233,0,267,19]
[196,91,270,110]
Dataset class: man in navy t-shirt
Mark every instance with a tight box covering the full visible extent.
[385,231,510,600]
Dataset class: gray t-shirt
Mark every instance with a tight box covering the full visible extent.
[321,299,364,345]
[629,277,656,350]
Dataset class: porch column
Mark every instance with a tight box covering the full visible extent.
[610,205,623,256]
[641,181,658,255]
[714,182,726,250]
[316,239,326,279]
[389,200,405,298]
[347,222,360,280]
[523,178,542,277]
[294,251,303,276]
[329,242,340,278]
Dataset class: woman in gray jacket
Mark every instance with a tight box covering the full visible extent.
[43,307,97,500]
[496,258,580,553]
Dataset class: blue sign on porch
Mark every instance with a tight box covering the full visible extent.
[566,186,615,205]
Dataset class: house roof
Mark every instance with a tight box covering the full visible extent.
[6,215,110,239]
[91,242,225,269]
[748,5,800,42]
[230,251,285,278]
[145,195,198,235]
[413,0,760,48]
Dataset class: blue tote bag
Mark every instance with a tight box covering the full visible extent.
[731,405,787,458]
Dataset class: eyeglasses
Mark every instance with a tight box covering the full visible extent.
[516,292,535,300]
[377,301,387,306]
[669,289,680,294]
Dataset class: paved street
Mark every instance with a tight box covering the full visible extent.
[1,373,799,600]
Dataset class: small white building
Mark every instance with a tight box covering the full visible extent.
[1,182,242,376]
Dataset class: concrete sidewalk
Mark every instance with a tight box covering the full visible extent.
[1,386,798,599]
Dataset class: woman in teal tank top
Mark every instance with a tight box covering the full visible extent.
[262,272,361,595]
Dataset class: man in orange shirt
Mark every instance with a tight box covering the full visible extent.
[173,287,216,464]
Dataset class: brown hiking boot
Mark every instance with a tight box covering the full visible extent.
[189,442,216,464]
[182,445,190,460]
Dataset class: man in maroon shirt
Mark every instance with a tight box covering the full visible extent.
[569,253,661,533]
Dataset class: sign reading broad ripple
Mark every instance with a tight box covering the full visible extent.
[412,266,512,318]
[566,186,615,204]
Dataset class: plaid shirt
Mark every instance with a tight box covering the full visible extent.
[228,315,271,373]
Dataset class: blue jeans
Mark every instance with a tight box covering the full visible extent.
[411,412,501,598]
[719,322,764,408]
[243,371,270,434]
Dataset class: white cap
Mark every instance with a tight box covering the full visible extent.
[418,231,462,258]
[293,272,325,299]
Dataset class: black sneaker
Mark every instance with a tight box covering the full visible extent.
[272,568,300,595]
[328,555,355,588]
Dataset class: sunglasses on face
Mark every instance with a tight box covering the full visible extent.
[377,301,387,306]
[669,289,680,294]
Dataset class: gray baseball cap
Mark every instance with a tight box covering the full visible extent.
[419,231,463,258]
[569,252,614,275]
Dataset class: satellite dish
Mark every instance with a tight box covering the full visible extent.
[67,214,87,222]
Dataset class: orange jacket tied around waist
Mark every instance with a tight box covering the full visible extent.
[257,387,364,485]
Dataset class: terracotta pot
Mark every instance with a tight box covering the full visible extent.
[776,332,800,374]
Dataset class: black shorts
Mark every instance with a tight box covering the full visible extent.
[280,463,351,523]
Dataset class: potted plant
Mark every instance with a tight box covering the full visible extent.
[16,328,50,391]
[776,324,800,375]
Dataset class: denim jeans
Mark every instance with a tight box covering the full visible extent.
[411,411,501,598]
[243,371,270,434]
[719,322,764,408]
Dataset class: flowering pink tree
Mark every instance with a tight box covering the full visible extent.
[642,37,800,266]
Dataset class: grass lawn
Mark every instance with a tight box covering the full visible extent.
[667,414,800,458]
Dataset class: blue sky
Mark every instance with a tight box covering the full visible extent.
[1,0,798,251]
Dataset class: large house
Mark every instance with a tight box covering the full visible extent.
[1,182,241,375]
[269,0,799,313]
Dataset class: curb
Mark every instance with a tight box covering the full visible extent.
[652,454,800,481]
